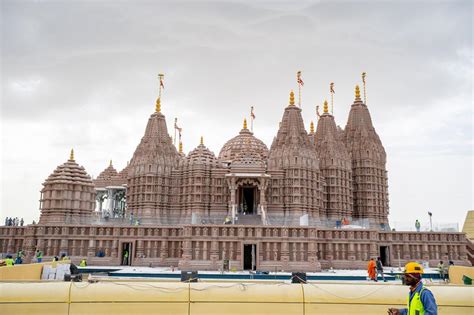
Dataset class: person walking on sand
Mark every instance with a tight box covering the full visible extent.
[376,257,386,282]
[368,258,377,281]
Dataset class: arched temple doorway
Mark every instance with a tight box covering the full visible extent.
[237,184,260,215]
[226,174,270,225]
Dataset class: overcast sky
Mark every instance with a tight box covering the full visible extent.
[1,0,472,230]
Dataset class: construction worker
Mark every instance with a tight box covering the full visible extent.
[15,249,24,264]
[122,249,129,265]
[437,260,446,282]
[388,262,438,315]
[79,259,87,267]
[35,249,43,263]
[61,253,70,261]
[415,220,421,232]
[5,255,15,266]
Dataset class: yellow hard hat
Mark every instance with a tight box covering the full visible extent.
[404,262,424,274]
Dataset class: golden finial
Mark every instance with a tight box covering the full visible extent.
[310,121,314,133]
[323,100,329,113]
[69,148,74,161]
[355,85,361,99]
[109,160,112,167]
[289,90,295,106]
[155,97,161,112]
[179,141,183,154]
[200,136,204,145]
[243,118,248,129]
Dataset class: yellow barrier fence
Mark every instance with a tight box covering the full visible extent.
[0,281,473,315]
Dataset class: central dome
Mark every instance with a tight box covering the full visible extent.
[218,120,269,162]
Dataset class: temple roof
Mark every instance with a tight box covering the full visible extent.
[313,108,351,165]
[94,161,126,188]
[268,91,319,169]
[43,150,93,187]
[129,99,179,172]
[344,85,386,164]
[187,139,218,165]
[218,119,269,162]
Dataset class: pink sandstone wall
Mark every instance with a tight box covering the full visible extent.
[0,225,469,271]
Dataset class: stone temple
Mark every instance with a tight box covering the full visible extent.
[1,84,471,271]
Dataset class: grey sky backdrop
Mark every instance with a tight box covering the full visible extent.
[1,0,472,230]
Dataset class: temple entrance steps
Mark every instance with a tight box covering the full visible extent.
[235,214,262,225]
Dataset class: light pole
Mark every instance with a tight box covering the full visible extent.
[428,211,433,231]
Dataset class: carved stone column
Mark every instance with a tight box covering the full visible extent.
[87,239,96,257]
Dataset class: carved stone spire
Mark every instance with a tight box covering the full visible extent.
[344,85,389,226]
[314,109,353,221]
[127,96,179,220]
[267,93,324,222]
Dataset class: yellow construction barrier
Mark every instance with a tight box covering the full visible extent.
[0,263,43,281]
[0,281,472,314]
[448,265,474,285]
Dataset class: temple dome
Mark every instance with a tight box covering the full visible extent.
[231,150,265,169]
[39,150,95,224]
[187,142,218,165]
[218,121,269,162]
[44,158,94,186]
[94,161,126,188]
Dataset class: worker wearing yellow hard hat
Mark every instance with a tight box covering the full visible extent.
[388,262,438,315]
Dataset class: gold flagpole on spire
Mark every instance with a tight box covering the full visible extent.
[330,82,335,115]
[362,72,367,104]
[250,106,255,132]
[174,118,178,147]
[174,118,183,149]
[156,73,164,112]
[297,71,304,108]
[158,73,164,99]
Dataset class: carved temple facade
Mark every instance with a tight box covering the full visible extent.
[1,81,471,270]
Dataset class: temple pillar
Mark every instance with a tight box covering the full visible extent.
[87,239,96,257]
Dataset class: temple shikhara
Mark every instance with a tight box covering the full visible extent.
[0,79,470,271]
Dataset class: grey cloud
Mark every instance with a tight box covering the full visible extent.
[1,0,472,225]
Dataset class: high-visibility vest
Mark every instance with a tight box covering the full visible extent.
[5,258,14,266]
[407,287,427,315]
[79,260,87,267]
[36,251,43,258]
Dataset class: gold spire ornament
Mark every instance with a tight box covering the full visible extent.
[355,85,361,99]
[69,149,75,161]
[289,90,295,106]
[323,100,329,113]
[109,160,113,167]
[243,118,248,129]
[155,97,161,112]
[310,121,314,133]
[200,136,204,145]
[361,72,367,104]
[179,141,183,154]
[156,73,164,112]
